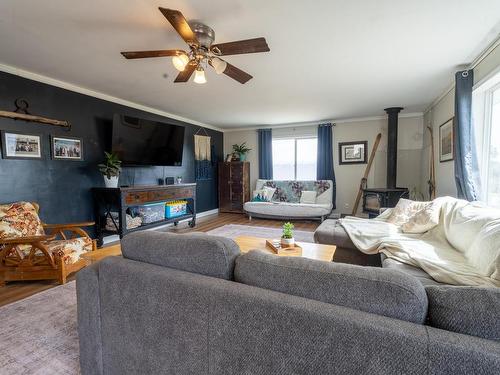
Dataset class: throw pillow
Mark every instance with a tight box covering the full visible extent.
[300,190,317,204]
[252,187,276,202]
[386,198,429,226]
[0,201,45,239]
[401,200,441,234]
[263,186,277,200]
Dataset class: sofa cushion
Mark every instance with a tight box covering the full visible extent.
[313,219,357,249]
[44,237,93,264]
[244,201,332,218]
[0,201,45,239]
[258,180,332,203]
[300,190,317,204]
[121,231,240,280]
[381,255,441,286]
[234,250,428,323]
[426,285,500,341]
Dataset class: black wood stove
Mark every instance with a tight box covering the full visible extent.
[362,107,409,216]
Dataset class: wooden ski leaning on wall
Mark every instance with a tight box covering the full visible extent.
[351,133,382,216]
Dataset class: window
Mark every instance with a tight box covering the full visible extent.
[272,138,317,180]
[474,70,500,208]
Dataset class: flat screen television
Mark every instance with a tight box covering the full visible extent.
[111,114,185,166]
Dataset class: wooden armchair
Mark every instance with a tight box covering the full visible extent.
[0,202,96,285]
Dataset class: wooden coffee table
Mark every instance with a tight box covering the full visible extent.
[235,236,336,262]
[81,244,121,265]
[81,236,336,264]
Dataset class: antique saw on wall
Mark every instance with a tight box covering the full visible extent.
[121,7,270,84]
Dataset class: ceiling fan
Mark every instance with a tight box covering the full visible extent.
[121,7,270,84]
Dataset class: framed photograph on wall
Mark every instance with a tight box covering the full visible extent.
[439,118,454,162]
[338,141,368,165]
[51,136,83,160]
[1,131,42,159]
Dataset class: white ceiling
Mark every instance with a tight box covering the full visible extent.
[1,0,500,129]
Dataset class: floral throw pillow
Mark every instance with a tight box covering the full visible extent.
[0,202,45,239]
[401,201,441,234]
[386,199,429,226]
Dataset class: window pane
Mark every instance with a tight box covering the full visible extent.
[487,87,500,207]
[272,139,295,180]
[296,138,317,180]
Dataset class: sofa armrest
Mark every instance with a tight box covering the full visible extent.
[76,263,103,375]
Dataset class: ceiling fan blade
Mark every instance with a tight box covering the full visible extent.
[211,37,269,56]
[174,62,196,82]
[121,50,186,59]
[223,62,253,84]
[158,7,198,46]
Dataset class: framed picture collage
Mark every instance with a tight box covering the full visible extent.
[1,131,83,161]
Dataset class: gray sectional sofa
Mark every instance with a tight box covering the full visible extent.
[77,231,500,375]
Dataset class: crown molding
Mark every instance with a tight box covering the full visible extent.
[0,62,224,132]
[424,33,500,115]
[223,112,424,132]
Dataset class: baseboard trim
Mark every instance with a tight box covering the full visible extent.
[101,208,219,245]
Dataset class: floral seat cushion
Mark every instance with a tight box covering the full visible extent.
[0,202,45,239]
[43,237,93,265]
[1,201,92,265]
[262,180,331,203]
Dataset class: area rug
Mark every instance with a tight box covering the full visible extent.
[206,224,314,242]
[0,281,79,375]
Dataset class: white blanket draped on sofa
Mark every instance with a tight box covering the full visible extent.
[340,197,500,287]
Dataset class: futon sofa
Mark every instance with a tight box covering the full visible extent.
[77,231,500,374]
[243,179,334,221]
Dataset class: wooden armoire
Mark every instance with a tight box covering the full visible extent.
[218,162,251,213]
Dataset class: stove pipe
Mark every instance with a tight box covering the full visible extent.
[384,107,404,189]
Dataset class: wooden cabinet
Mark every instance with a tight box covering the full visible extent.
[218,162,250,213]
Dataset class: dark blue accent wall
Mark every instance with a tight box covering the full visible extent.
[0,71,222,227]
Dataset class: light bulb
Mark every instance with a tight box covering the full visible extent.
[172,54,189,71]
[194,68,207,84]
[211,57,227,74]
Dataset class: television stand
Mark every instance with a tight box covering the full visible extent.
[92,184,196,247]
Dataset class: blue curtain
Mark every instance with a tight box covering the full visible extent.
[317,123,336,208]
[258,129,273,179]
[454,70,481,201]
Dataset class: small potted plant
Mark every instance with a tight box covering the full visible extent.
[281,222,295,248]
[98,151,122,188]
[176,176,182,184]
[232,142,252,161]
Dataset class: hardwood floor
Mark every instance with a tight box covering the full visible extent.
[0,212,319,307]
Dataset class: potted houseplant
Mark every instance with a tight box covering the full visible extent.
[98,151,122,188]
[232,142,252,161]
[281,222,295,248]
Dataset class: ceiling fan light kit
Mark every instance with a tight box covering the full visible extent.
[121,7,270,84]
[172,53,190,71]
[194,67,207,84]
[211,57,227,75]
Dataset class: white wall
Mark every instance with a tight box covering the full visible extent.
[334,116,423,214]
[421,42,500,198]
[224,115,424,214]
